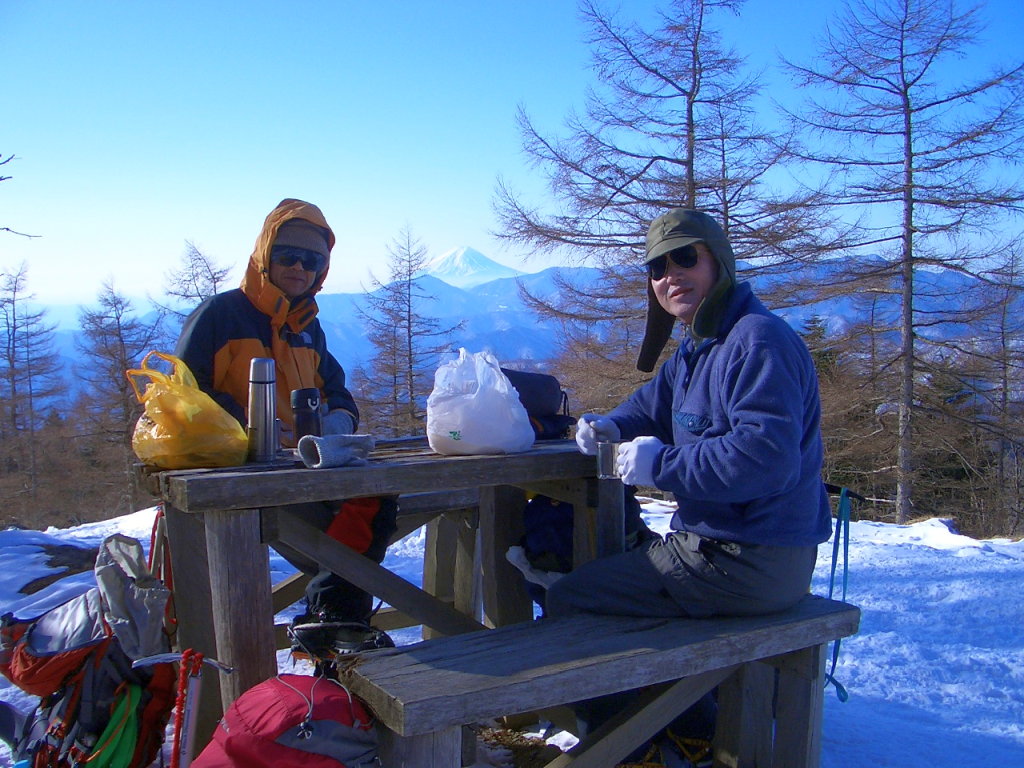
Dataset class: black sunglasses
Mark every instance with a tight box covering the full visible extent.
[270,245,326,273]
[647,245,700,280]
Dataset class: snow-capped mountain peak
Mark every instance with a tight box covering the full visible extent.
[419,246,522,289]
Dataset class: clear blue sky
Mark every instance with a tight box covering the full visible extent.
[2,0,1021,308]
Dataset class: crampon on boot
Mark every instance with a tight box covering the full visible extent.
[288,615,394,665]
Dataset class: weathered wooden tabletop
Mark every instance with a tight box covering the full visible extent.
[141,437,600,512]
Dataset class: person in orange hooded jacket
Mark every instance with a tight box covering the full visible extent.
[176,199,397,655]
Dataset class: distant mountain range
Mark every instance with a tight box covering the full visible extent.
[39,248,994,400]
[315,264,598,374]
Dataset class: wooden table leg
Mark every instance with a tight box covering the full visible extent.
[423,508,477,640]
[595,478,625,558]
[478,485,532,628]
[379,725,461,767]
[713,661,775,767]
[572,480,597,568]
[162,504,224,755]
[423,515,456,637]
[773,644,826,768]
[204,508,277,708]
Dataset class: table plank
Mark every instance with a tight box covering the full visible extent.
[162,442,593,513]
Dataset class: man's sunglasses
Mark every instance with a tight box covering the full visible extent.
[646,244,700,280]
[270,245,326,273]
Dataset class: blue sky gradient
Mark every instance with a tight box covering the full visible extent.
[2,0,1021,305]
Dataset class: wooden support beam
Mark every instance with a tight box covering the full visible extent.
[545,667,735,768]
[423,514,457,640]
[452,509,478,620]
[773,645,826,768]
[391,509,444,543]
[266,509,486,637]
[518,480,591,510]
[271,571,310,613]
[270,490,481,615]
[595,478,625,558]
[379,725,462,768]
[162,505,223,754]
[713,661,775,768]
[391,488,482,543]
[204,508,277,708]
[478,485,532,628]
[573,501,597,567]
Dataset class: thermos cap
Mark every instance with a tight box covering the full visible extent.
[291,388,322,409]
[249,358,276,383]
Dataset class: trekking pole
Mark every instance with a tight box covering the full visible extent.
[134,651,234,768]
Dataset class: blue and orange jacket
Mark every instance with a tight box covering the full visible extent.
[175,199,358,445]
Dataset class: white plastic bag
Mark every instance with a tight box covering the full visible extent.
[426,349,536,455]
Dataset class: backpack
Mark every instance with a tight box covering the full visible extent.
[191,673,379,768]
[521,495,576,576]
[500,368,576,440]
[0,534,177,768]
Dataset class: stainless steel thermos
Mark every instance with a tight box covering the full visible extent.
[291,387,322,441]
[247,358,277,462]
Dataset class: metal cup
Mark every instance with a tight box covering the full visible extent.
[596,441,621,479]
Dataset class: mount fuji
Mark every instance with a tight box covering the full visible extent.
[418,246,522,289]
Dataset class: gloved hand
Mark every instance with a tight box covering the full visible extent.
[575,413,621,456]
[616,436,664,487]
[321,409,356,436]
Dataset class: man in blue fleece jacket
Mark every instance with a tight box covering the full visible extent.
[546,209,833,619]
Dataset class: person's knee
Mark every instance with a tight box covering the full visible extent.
[544,575,585,618]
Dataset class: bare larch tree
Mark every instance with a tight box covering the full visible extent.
[493,0,843,409]
[782,0,1024,522]
[355,227,461,437]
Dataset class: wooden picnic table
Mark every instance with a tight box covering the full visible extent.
[140,437,624,750]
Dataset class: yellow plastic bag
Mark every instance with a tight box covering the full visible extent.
[127,351,248,469]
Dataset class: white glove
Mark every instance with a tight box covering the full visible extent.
[616,436,664,487]
[321,410,356,436]
[575,413,621,456]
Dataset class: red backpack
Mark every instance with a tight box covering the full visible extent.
[192,674,379,768]
[0,534,176,768]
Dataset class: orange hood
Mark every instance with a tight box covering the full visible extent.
[239,198,336,335]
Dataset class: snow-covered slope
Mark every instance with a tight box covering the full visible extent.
[1,508,1022,766]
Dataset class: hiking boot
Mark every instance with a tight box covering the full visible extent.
[288,614,394,660]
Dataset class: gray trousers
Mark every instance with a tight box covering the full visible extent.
[545,530,817,620]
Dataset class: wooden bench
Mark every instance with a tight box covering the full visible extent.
[339,595,860,768]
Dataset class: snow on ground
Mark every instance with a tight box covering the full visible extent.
[1,503,1023,766]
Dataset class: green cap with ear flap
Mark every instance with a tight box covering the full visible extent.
[637,209,737,372]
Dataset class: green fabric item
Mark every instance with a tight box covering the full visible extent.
[89,683,141,768]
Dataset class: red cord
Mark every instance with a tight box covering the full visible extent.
[170,649,200,768]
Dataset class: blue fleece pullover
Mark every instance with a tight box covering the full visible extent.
[609,282,832,547]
